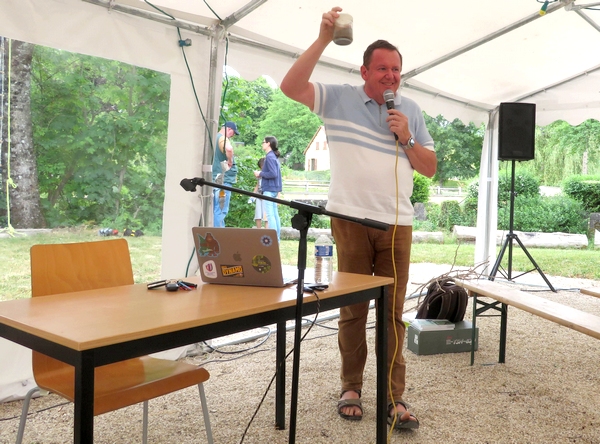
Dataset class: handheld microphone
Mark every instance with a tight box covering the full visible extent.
[180,177,203,192]
[383,89,398,140]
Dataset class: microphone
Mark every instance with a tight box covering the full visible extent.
[383,89,398,140]
[180,177,203,192]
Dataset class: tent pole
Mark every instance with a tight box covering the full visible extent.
[200,26,227,227]
[474,109,499,273]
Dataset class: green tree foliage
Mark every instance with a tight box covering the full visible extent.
[31,47,170,232]
[256,90,322,169]
[217,76,278,227]
[220,76,275,148]
[424,114,484,186]
[520,119,600,185]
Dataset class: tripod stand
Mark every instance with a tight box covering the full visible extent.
[488,160,556,292]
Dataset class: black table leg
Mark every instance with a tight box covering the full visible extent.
[499,303,508,364]
[73,351,94,443]
[471,295,478,366]
[376,286,388,444]
[275,320,286,429]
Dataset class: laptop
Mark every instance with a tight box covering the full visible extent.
[192,227,298,287]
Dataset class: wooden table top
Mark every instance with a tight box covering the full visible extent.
[0,272,393,351]
[581,287,600,299]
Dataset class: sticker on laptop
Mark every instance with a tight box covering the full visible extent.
[202,260,218,279]
[252,255,272,274]
[196,232,220,257]
[220,265,244,278]
[260,235,274,247]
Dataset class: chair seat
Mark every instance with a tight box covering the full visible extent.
[34,355,210,416]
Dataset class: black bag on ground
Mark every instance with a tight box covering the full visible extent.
[416,278,468,322]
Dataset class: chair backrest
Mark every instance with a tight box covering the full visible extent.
[30,239,134,393]
[30,239,134,297]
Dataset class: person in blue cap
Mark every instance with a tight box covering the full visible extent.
[212,121,240,227]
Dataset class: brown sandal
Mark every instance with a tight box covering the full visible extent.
[337,390,363,421]
[388,400,419,430]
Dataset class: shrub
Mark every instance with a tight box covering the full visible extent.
[460,179,480,227]
[562,175,600,213]
[465,180,479,200]
[498,194,587,234]
[461,173,542,230]
[497,170,540,202]
[224,153,262,228]
[460,199,478,227]
[278,204,330,230]
[411,173,431,204]
[425,202,441,228]
[438,200,462,231]
[413,219,438,232]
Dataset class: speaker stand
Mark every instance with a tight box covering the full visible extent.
[489,160,556,292]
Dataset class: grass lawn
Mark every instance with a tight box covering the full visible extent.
[1,228,598,301]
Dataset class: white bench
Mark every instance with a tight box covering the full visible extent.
[454,279,600,365]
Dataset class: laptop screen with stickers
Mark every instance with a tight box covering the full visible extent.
[192,227,297,287]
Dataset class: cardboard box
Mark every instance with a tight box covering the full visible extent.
[407,320,478,355]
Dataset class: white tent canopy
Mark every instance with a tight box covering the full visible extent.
[1,0,600,400]
[100,0,600,124]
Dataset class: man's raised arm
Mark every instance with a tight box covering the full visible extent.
[280,7,342,111]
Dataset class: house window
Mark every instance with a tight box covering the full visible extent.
[323,141,328,150]
[315,142,320,151]
[310,159,317,171]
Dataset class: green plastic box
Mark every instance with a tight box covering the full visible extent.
[407,320,479,355]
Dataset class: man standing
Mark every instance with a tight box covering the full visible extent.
[212,121,239,227]
[280,7,437,430]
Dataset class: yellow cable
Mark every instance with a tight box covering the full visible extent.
[387,138,401,441]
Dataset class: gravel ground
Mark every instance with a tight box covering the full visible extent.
[1,263,600,444]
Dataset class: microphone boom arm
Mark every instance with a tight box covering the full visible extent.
[180,177,389,231]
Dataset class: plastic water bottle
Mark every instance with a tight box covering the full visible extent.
[314,234,334,284]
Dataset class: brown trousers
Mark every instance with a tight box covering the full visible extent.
[331,218,412,403]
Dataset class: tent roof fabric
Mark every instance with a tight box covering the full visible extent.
[112,0,600,125]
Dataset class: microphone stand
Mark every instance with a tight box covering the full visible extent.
[181,177,388,443]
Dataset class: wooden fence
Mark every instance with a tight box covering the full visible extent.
[283,180,464,197]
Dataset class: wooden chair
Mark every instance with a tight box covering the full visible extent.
[16,239,213,444]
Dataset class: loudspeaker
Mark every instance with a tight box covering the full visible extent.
[498,102,536,161]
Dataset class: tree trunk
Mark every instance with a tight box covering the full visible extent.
[4,39,46,228]
[1,37,8,224]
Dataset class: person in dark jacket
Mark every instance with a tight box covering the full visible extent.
[255,136,282,240]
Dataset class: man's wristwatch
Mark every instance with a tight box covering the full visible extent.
[401,136,415,150]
